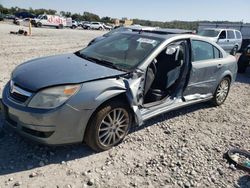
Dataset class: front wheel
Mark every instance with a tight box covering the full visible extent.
[211,77,231,106]
[36,22,42,27]
[84,101,132,152]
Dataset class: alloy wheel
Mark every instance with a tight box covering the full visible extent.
[216,79,229,104]
[98,108,129,147]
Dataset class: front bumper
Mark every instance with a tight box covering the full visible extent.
[1,82,93,145]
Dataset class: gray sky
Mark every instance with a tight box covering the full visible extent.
[1,0,249,23]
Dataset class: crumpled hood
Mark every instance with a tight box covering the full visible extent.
[12,53,125,91]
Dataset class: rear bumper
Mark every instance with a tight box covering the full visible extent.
[1,83,93,145]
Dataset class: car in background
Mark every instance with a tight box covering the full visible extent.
[79,21,90,29]
[4,14,16,20]
[13,18,31,25]
[88,22,105,30]
[32,14,73,29]
[71,20,78,29]
[15,12,36,19]
[198,28,242,55]
[0,14,4,21]
[238,44,250,73]
[102,23,112,30]
[2,30,237,151]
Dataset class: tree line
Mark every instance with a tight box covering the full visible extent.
[0,4,244,30]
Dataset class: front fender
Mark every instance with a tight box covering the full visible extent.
[67,77,143,126]
[68,78,126,110]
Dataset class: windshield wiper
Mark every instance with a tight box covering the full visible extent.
[75,52,97,63]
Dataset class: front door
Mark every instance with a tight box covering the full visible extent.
[217,30,229,52]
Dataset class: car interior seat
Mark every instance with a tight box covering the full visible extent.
[144,46,184,103]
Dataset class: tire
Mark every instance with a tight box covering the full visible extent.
[71,25,76,29]
[36,22,42,27]
[211,77,231,106]
[230,46,238,56]
[84,101,132,152]
[57,24,63,29]
[87,26,90,30]
[98,27,102,30]
[238,55,248,73]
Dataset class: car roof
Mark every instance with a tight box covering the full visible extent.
[201,28,240,32]
[120,29,194,39]
[118,31,226,54]
[123,26,193,34]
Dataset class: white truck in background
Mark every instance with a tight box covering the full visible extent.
[32,14,72,29]
[198,22,250,52]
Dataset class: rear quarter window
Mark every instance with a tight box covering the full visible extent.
[214,47,223,59]
[235,31,242,39]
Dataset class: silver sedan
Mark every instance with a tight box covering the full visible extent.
[2,30,237,151]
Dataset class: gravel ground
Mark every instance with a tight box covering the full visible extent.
[0,23,250,188]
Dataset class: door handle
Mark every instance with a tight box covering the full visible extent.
[217,64,222,68]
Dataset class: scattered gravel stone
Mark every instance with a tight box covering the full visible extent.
[13,181,22,187]
[87,179,94,186]
[229,164,237,171]
[29,172,38,178]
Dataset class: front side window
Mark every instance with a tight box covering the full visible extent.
[227,30,235,39]
[192,40,222,61]
[77,33,162,71]
[219,31,226,39]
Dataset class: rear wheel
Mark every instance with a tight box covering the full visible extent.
[211,77,231,106]
[57,24,63,29]
[84,101,132,152]
[231,46,238,56]
[36,22,42,27]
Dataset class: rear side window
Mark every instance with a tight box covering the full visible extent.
[227,30,235,39]
[235,31,242,39]
[192,40,222,61]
